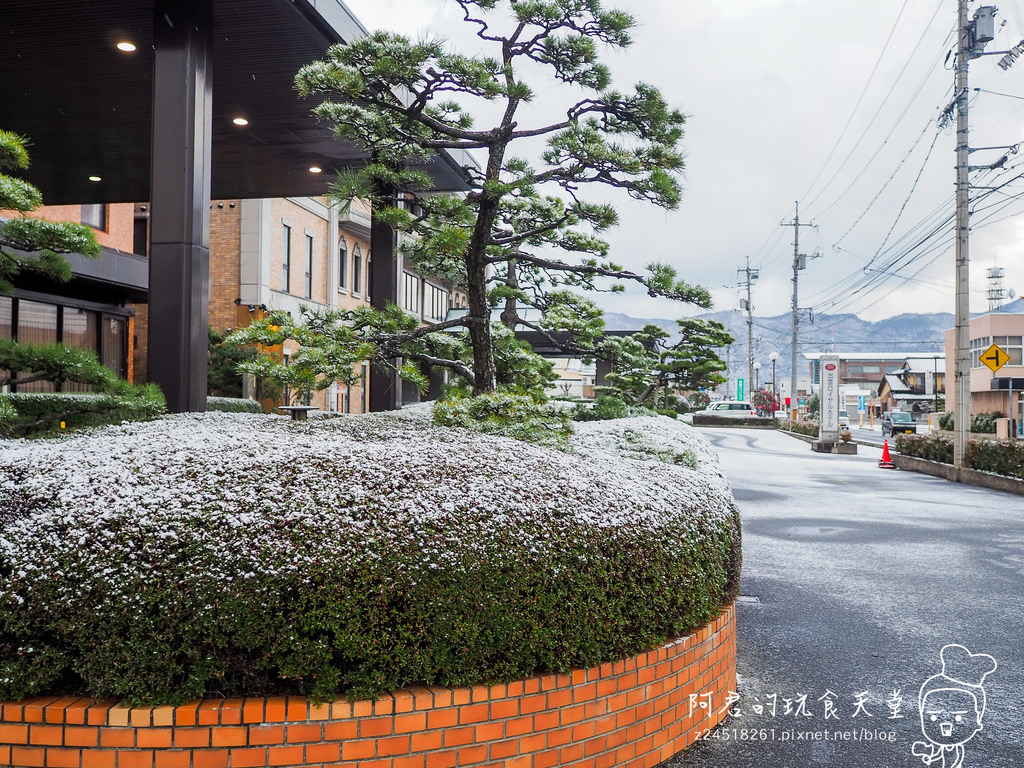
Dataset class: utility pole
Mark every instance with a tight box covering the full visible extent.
[738,257,759,396]
[782,202,815,416]
[949,3,1004,462]
[953,0,973,468]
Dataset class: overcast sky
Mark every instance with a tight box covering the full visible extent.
[335,0,1024,326]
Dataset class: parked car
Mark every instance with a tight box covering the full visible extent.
[839,409,850,429]
[697,401,758,418]
[882,411,916,436]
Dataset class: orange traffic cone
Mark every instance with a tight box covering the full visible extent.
[878,439,895,469]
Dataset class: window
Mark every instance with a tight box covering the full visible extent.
[402,271,421,316]
[304,234,314,299]
[81,204,107,230]
[15,300,58,392]
[63,308,100,393]
[361,363,369,413]
[423,282,449,322]
[282,224,292,293]
[971,336,992,368]
[338,238,348,290]
[0,296,11,340]
[101,316,127,380]
[353,245,362,295]
[1,297,129,392]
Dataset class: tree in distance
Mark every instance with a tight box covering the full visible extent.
[602,319,733,408]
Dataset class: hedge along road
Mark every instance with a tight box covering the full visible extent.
[664,428,1024,768]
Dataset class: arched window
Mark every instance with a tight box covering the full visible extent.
[338,237,348,290]
[353,244,363,295]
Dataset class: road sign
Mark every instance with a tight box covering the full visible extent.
[737,378,745,401]
[858,395,866,414]
[980,343,1010,373]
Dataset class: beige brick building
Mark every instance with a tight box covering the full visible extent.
[8,195,464,414]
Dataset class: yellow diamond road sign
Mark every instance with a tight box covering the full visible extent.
[981,343,1010,373]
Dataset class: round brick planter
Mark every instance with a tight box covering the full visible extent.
[0,604,735,768]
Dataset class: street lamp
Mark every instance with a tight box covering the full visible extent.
[769,351,779,402]
[753,361,761,392]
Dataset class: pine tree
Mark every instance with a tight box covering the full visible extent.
[295,0,710,395]
[0,130,100,294]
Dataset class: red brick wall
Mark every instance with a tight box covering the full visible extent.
[209,202,242,332]
[0,604,735,768]
[21,204,136,252]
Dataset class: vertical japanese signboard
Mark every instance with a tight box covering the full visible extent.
[820,354,840,441]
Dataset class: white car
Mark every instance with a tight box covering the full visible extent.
[697,401,758,418]
[839,409,850,428]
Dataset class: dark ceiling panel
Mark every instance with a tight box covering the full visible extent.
[1,0,468,205]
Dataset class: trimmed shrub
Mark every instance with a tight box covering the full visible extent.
[936,410,1006,433]
[779,418,819,437]
[965,438,1024,479]
[896,433,1024,478]
[895,433,953,464]
[206,396,263,414]
[573,395,630,422]
[0,384,165,437]
[0,411,738,706]
[433,391,574,450]
[693,414,776,427]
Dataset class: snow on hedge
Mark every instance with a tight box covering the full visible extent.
[0,410,738,703]
[2,411,732,567]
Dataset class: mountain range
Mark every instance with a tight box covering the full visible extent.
[602,299,1024,381]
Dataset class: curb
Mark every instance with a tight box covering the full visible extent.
[892,454,1024,497]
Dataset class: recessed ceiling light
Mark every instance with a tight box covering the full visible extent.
[309,166,323,174]
[88,175,102,182]
[232,117,249,126]
[116,41,137,52]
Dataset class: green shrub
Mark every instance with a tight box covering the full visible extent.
[896,433,953,464]
[896,433,1024,478]
[938,411,955,431]
[937,411,1005,433]
[0,412,738,705]
[573,395,630,422]
[433,391,574,450]
[971,411,1002,434]
[965,438,1024,479]
[0,384,165,437]
[693,414,776,427]
[206,396,263,414]
[779,418,819,437]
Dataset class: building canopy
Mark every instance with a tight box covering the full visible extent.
[3,0,470,412]
[2,0,469,205]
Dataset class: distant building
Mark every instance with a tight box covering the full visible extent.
[944,312,1024,422]
[548,358,596,400]
[876,356,945,415]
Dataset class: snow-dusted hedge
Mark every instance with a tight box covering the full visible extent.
[206,395,263,413]
[0,410,739,705]
[0,386,165,437]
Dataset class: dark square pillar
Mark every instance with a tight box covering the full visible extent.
[369,190,402,412]
[147,1,213,412]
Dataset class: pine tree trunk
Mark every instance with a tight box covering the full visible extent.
[465,139,511,396]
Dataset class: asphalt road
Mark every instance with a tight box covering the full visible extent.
[664,428,1024,768]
